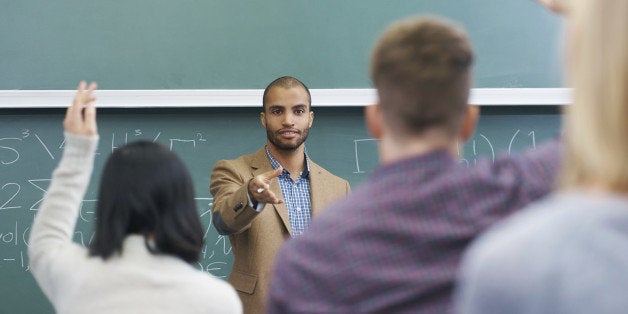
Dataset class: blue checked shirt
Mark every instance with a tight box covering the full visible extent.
[266,147,312,237]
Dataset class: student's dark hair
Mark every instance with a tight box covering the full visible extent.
[89,141,204,264]
[262,76,312,110]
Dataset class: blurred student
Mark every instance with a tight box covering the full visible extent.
[28,82,242,314]
[267,16,560,313]
[455,0,628,312]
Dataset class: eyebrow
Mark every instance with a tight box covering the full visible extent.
[268,104,309,110]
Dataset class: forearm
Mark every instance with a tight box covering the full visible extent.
[28,133,99,266]
[210,161,260,234]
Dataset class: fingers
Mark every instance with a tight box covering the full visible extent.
[66,81,86,121]
[266,166,283,180]
[257,188,282,205]
[248,167,285,204]
[83,82,98,135]
[64,81,98,136]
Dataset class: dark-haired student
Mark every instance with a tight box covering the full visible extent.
[28,82,242,314]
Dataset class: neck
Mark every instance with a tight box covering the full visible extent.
[267,143,306,176]
[378,130,458,165]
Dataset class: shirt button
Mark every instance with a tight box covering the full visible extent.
[296,207,301,212]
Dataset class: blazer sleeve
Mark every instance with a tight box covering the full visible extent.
[209,159,261,235]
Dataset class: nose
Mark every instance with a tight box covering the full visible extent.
[282,112,295,126]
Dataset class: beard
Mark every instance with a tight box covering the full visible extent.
[266,127,310,151]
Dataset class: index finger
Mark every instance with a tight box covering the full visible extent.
[264,166,283,180]
[67,81,87,118]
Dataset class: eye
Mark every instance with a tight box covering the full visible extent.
[271,108,282,115]
[294,109,305,115]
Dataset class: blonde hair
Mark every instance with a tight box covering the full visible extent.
[560,0,628,191]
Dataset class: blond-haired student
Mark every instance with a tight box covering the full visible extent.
[455,0,628,313]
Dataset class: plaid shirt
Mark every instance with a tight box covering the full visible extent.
[268,141,560,313]
[266,146,312,237]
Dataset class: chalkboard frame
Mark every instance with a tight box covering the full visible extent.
[0,88,571,109]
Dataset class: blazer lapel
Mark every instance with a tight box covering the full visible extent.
[250,148,292,236]
[309,161,344,217]
[309,162,325,216]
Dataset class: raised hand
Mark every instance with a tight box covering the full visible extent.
[63,81,98,137]
[248,167,284,204]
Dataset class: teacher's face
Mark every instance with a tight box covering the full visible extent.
[261,86,314,152]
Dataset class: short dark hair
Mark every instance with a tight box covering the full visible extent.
[262,76,312,110]
[370,16,474,136]
[89,141,204,264]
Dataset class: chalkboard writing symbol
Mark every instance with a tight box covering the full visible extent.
[0,221,19,245]
[457,142,470,167]
[528,131,536,149]
[204,261,229,279]
[0,137,22,165]
[353,138,379,174]
[508,129,538,155]
[478,134,495,162]
[0,251,28,271]
[110,133,129,153]
[196,133,207,142]
[152,132,162,142]
[1,183,22,211]
[196,197,213,218]
[33,134,56,160]
[27,179,51,211]
[197,237,232,278]
[213,234,232,256]
[23,224,30,247]
[169,139,196,151]
[508,129,522,155]
[78,199,98,223]
[73,230,95,247]
[0,220,30,248]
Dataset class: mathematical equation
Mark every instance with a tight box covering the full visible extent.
[352,129,541,173]
[1,129,209,166]
[0,196,232,278]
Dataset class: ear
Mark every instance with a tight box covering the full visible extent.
[260,111,267,128]
[365,103,383,140]
[308,110,314,128]
[459,105,479,142]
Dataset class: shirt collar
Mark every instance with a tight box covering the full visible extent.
[265,146,311,178]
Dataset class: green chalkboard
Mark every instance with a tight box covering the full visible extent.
[1,0,563,90]
[0,106,560,313]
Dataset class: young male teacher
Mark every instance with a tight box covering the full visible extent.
[209,76,350,314]
[267,17,561,313]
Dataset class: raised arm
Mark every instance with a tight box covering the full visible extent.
[28,82,100,296]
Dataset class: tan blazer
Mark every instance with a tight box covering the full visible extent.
[210,147,350,314]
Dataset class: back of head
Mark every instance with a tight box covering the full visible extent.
[89,141,204,264]
[561,0,628,191]
[262,76,312,110]
[370,16,474,137]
